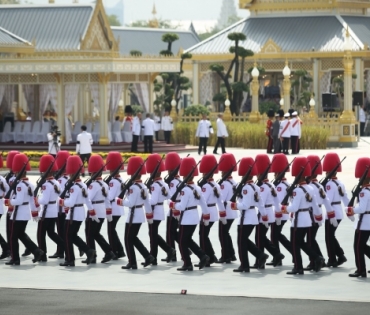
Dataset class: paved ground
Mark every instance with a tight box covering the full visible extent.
[1,139,370,304]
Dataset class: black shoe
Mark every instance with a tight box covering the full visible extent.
[0,250,10,260]
[272,253,285,267]
[121,263,137,270]
[177,264,193,271]
[85,249,97,265]
[213,151,218,155]
[114,251,126,260]
[266,260,274,266]
[79,250,84,257]
[287,268,304,275]
[21,248,32,257]
[59,261,75,267]
[230,255,237,261]
[188,249,193,256]
[250,263,265,270]
[314,257,325,272]
[337,255,347,266]
[142,255,155,267]
[101,251,115,263]
[303,263,315,271]
[233,266,250,273]
[82,258,96,264]
[5,259,20,266]
[40,255,47,262]
[48,253,64,259]
[165,248,176,263]
[161,257,177,262]
[141,258,157,266]
[32,249,45,263]
[197,255,210,270]
[326,259,338,268]
[349,271,367,278]
[215,258,231,264]
[258,253,269,269]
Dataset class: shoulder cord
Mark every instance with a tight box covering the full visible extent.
[331,179,344,197]
[75,182,88,198]
[264,182,277,197]
[134,182,146,200]
[187,184,200,200]
[155,181,168,197]
[311,181,326,199]
[95,180,107,197]
[207,181,220,198]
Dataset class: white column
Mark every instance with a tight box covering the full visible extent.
[313,59,319,115]
[355,58,363,91]
[56,75,65,143]
[98,77,109,145]
[192,61,199,104]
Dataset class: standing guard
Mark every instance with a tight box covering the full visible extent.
[0,154,10,259]
[266,109,274,154]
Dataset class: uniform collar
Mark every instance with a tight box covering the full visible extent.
[114,175,121,178]
[174,175,180,179]
[21,177,28,181]
[154,177,162,181]
[246,180,253,184]
[187,181,194,185]
[363,184,370,188]
[46,176,54,180]
[95,177,102,180]
[263,179,269,183]
[331,177,338,180]
[227,176,233,179]
[299,181,307,186]
[281,178,287,181]
[134,180,142,183]
[311,179,318,182]
[75,179,82,183]
[207,178,214,182]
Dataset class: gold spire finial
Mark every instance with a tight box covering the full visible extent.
[346,25,350,38]
[152,3,157,15]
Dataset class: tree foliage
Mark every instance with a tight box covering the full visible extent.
[0,0,19,3]
[290,69,313,108]
[126,19,175,29]
[107,14,121,26]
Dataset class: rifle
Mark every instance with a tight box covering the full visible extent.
[230,161,256,203]
[118,161,147,199]
[34,160,56,197]
[59,164,84,199]
[273,158,296,187]
[348,165,370,207]
[170,161,201,202]
[103,157,128,185]
[281,162,309,206]
[217,160,241,186]
[319,157,346,190]
[255,162,273,187]
[85,161,110,188]
[4,159,30,200]
[145,155,165,190]
[4,171,14,183]
[164,154,190,185]
[305,155,325,184]
[197,159,222,188]
[54,162,67,181]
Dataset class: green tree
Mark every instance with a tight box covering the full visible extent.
[0,0,19,3]
[291,69,313,108]
[126,19,175,29]
[107,14,121,27]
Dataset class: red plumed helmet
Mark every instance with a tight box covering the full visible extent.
[238,157,258,177]
[255,154,271,175]
[307,155,323,175]
[291,157,311,177]
[106,151,124,171]
[88,155,105,173]
[218,153,237,172]
[39,154,58,172]
[323,152,342,172]
[179,157,199,177]
[146,154,165,173]
[6,151,19,169]
[127,156,146,176]
[66,156,84,175]
[199,154,218,174]
[55,151,70,170]
[165,152,181,171]
[12,153,31,173]
[355,157,370,178]
[270,153,289,173]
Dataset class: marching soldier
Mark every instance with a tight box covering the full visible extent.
[4,153,44,265]
[281,156,325,275]
[50,150,70,259]
[322,152,349,267]
[216,153,238,263]
[198,154,225,266]
[266,109,274,154]
[279,113,291,155]
[267,153,292,266]
[146,153,176,265]
[254,154,285,268]
[169,157,210,271]
[106,151,126,259]
[117,156,155,270]
[227,157,269,272]
[58,155,96,267]
[34,154,64,262]
[0,154,10,259]
[85,155,115,264]
[347,157,370,278]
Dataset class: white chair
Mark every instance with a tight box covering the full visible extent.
[107,121,112,144]
[91,122,100,143]
[0,122,12,142]
[112,121,122,143]
[11,121,23,143]
[33,122,49,143]
[71,121,81,143]
[27,121,40,143]
[85,121,92,133]
[18,121,32,143]
[121,120,133,143]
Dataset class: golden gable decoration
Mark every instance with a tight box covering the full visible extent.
[260,39,282,54]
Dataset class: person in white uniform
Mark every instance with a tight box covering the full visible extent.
[161,111,173,144]
[131,112,142,153]
[142,113,155,153]
[76,125,93,172]
[196,114,213,155]
[213,114,228,154]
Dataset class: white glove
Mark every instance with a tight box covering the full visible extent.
[316,221,323,227]
[147,218,153,224]
[348,216,355,222]
[106,214,113,222]
[263,221,269,228]
[33,216,40,223]
[220,217,227,225]
[330,217,338,227]
[275,218,281,226]
[91,215,100,223]
[203,219,209,226]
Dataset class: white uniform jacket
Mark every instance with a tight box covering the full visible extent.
[220,177,238,220]
[201,180,225,222]
[9,179,36,221]
[149,178,169,221]
[290,117,301,138]
[161,116,173,131]
[63,180,93,222]
[153,115,161,132]
[354,185,370,231]
[0,175,9,215]
[309,179,331,221]
[275,179,291,221]
[88,178,110,219]
[132,116,141,136]
[123,181,151,224]
[279,119,291,138]
[108,176,125,216]
[216,118,228,137]
[37,178,61,219]
[76,131,93,154]
[196,119,213,138]
[57,175,69,214]
[167,176,181,217]
[142,118,155,136]
[259,180,280,223]
[325,178,350,220]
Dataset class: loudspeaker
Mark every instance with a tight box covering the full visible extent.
[353,91,363,106]
[322,93,337,112]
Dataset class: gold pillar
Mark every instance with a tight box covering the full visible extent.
[223,98,232,121]
[55,74,65,144]
[283,80,291,113]
[98,73,110,145]
[250,65,261,123]
[170,98,177,122]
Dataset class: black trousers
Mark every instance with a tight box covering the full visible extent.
[85,218,111,254]
[131,135,139,152]
[143,135,153,153]
[79,153,91,166]
[198,137,208,155]
[64,220,90,262]
[291,136,299,154]
[218,219,235,260]
[238,225,263,269]
[164,131,171,144]
[37,218,64,256]
[166,216,179,250]
[291,227,320,270]
[199,221,215,258]
[178,224,205,266]
[360,122,365,136]
[10,220,38,261]
[56,212,66,255]
[213,137,226,154]
[302,223,323,262]
[6,213,11,245]
[266,137,273,153]
[255,223,280,264]
[0,214,9,252]
[155,131,159,141]
[148,220,172,259]
[107,216,124,254]
[282,137,290,154]
[273,137,281,154]
[124,223,150,266]
[354,230,370,273]
[270,221,292,255]
[325,219,344,263]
